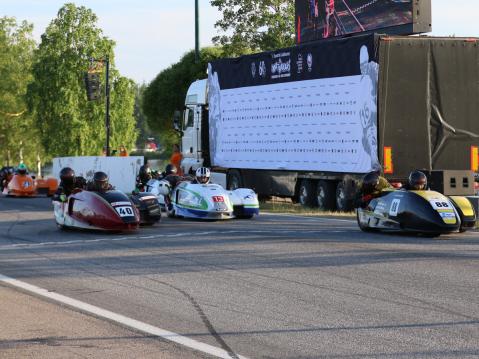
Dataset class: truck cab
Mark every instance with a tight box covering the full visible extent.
[178,79,207,176]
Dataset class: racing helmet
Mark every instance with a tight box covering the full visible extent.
[195,167,211,184]
[93,171,110,191]
[165,164,177,176]
[59,167,76,187]
[408,170,427,190]
[17,163,27,175]
[139,165,152,182]
[361,171,380,195]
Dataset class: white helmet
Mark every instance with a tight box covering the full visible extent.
[156,179,172,196]
[195,167,211,184]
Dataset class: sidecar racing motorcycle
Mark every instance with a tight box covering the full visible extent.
[154,180,260,220]
[357,189,476,236]
[5,171,57,197]
[53,189,161,232]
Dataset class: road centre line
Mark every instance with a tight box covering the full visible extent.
[0,274,249,359]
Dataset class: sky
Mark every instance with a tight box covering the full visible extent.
[2,1,478,84]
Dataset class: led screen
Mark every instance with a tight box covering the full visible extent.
[296,0,425,43]
[208,35,381,173]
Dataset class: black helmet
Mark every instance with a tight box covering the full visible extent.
[362,171,380,195]
[408,170,427,190]
[165,164,177,176]
[93,171,109,191]
[17,163,27,175]
[60,167,76,187]
[139,164,152,182]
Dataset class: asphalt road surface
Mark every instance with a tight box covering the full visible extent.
[1,196,478,358]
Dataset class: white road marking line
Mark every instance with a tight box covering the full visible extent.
[0,229,347,250]
[0,274,249,359]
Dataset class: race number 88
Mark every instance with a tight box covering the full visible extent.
[430,200,451,210]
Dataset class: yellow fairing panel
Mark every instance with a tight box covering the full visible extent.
[413,191,457,224]
[449,196,475,218]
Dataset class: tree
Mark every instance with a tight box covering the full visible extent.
[134,83,156,152]
[0,17,42,167]
[27,3,137,158]
[210,0,295,56]
[142,47,223,156]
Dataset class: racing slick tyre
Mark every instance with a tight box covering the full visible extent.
[167,208,176,218]
[356,210,373,232]
[317,180,336,211]
[298,179,317,207]
[227,170,242,190]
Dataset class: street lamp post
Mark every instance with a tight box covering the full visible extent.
[195,0,200,63]
[86,57,111,156]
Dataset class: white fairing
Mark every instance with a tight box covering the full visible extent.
[147,179,171,196]
[227,188,258,207]
[170,182,259,220]
[53,200,99,230]
[144,179,169,209]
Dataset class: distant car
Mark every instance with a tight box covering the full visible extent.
[145,138,158,152]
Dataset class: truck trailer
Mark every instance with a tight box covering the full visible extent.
[176,34,479,211]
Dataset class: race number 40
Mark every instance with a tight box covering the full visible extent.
[115,206,134,217]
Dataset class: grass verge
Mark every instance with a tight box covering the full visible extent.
[260,201,355,217]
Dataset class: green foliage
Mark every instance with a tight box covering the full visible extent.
[142,47,223,153]
[210,0,295,56]
[109,76,138,152]
[26,3,137,158]
[0,17,42,167]
[134,83,159,151]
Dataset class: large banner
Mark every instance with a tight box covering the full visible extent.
[208,34,379,173]
[296,0,422,44]
[53,156,143,193]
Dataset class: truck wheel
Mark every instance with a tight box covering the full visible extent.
[317,180,336,211]
[336,181,353,212]
[298,179,317,207]
[227,170,242,190]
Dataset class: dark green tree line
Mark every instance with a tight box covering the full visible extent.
[0,17,42,167]
[142,47,223,152]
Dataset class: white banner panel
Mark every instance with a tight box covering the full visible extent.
[53,156,143,193]
[211,75,378,173]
